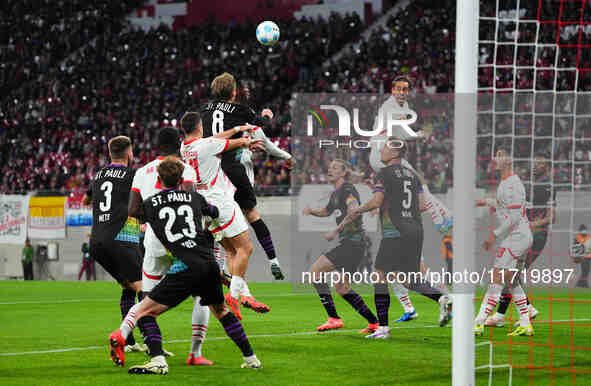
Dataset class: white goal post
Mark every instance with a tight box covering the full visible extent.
[453,0,478,385]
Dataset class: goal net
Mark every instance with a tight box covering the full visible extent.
[473,0,591,384]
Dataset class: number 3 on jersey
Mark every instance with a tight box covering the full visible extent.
[99,181,113,212]
[212,110,224,135]
[159,205,197,242]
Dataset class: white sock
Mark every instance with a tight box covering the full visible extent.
[230,275,246,298]
[240,282,252,297]
[120,303,140,339]
[214,243,226,270]
[512,285,530,327]
[475,283,503,325]
[423,189,444,226]
[391,282,414,313]
[269,257,279,266]
[191,296,209,357]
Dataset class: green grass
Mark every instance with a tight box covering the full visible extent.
[0,281,589,385]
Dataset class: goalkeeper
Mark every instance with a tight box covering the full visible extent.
[368,74,453,234]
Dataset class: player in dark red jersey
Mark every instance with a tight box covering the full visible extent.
[200,72,284,281]
[486,153,556,327]
[302,159,379,333]
[83,136,149,354]
[108,158,262,373]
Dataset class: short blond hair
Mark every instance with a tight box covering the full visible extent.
[211,72,237,101]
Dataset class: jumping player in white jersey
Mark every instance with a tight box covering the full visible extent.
[474,148,534,336]
[368,75,453,322]
[123,127,212,372]
[179,111,270,320]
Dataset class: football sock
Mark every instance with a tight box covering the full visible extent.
[220,312,254,357]
[214,243,225,270]
[374,283,390,327]
[251,219,276,260]
[120,303,140,340]
[408,281,443,303]
[313,283,339,319]
[191,296,209,357]
[240,282,253,297]
[475,283,503,325]
[341,289,378,324]
[230,275,247,299]
[512,285,531,327]
[137,316,164,358]
[120,289,137,345]
[391,282,414,313]
[497,287,512,315]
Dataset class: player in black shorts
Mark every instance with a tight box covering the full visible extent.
[199,72,284,280]
[344,138,452,339]
[302,159,379,333]
[486,153,556,327]
[108,158,262,373]
[83,136,148,353]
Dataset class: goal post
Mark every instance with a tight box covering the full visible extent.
[453,0,479,385]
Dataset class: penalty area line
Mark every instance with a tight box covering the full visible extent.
[0,324,441,357]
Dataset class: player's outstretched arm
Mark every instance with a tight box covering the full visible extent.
[302,207,330,217]
[197,194,219,219]
[213,125,252,139]
[252,127,292,160]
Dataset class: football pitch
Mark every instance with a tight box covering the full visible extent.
[0,281,589,385]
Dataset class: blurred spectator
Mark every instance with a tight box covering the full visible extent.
[78,233,95,281]
[22,238,34,280]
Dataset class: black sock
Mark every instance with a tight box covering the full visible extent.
[374,283,390,326]
[313,283,339,319]
[136,316,163,357]
[497,287,512,315]
[342,289,378,324]
[220,312,254,357]
[408,281,442,303]
[120,289,136,346]
[251,219,276,260]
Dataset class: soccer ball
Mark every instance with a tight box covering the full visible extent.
[256,21,280,46]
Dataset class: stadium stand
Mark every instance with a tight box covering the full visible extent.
[1,0,590,195]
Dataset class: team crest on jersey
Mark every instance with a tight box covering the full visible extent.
[333,209,342,218]
[394,169,402,178]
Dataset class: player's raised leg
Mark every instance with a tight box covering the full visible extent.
[334,279,378,334]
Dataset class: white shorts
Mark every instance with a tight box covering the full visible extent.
[494,232,533,270]
[142,248,173,292]
[208,200,249,241]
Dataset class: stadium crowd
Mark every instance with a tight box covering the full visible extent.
[1,0,590,195]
